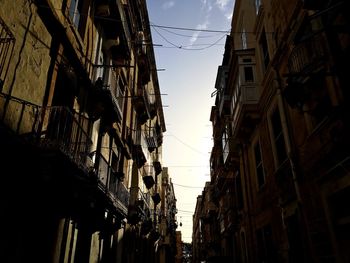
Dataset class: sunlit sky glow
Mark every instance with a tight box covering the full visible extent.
[147,0,235,243]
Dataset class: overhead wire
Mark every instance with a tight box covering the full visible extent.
[166,132,209,156]
[156,26,225,38]
[173,183,204,189]
[36,5,274,34]
[151,25,228,50]
[150,23,230,33]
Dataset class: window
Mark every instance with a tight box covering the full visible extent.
[116,77,125,112]
[255,0,262,14]
[94,32,105,81]
[244,67,254,82]
[222,124,229,163]
[271,107,287,166]
[254,140,265,188]
[109,152,119,193]
[0,17,15,87]
[241,28,247,49]
[260,29,270,70]
[68,0,86,36]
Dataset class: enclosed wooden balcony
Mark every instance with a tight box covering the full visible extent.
[288,33,326,76]
[89,74,123,123]
[151,192,161,205]
[138,52,151,85]
[132,128,148,168]
[142,164,155,189]
[210,106,223,142]
[95,0,131,63]
[229,49,260,140]
[133,85,151,125]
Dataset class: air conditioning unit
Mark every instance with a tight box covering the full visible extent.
[95,4,110,17]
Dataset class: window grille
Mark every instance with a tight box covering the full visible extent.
[0,17,15,89]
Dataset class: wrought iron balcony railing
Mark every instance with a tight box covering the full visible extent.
[144,124,159,151]
[0,93,92,173]
[96,153,130,214]
[129,186,151,220]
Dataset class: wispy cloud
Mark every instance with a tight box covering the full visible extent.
[215,0,230,10]
[162,1,175,10]
[190,21,209,45]
[201,0,213,12]
[225,12,233,21]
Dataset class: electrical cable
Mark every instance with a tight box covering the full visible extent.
[36,4,274,34]
[156,26,226,38]
[152,25,228,50]
[166,132,209,156]
[150,23,230,33]
[172,183,204,189]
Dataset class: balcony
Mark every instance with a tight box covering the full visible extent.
[133,129,148,168]
[142,164,155,189]
[138,52,151,85]
[288,33,326,77]
[144,124,158,152]
[128,187,151,224]
[231,80,259,139]
[0,93,93,173]
[228,50,260,140]
[115,182,130,214]
[96,0,131,63]
[90,74,123,122]
[215,66,229,116]
[210,106,223,143]
[213,165,233,194]
[219,194,234,214]
[133,86,151,125]
[153,152,162,176]
[151,192,161,205]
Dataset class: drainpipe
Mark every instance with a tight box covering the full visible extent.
[274,74,302,204]
[240,142,256,263]
[274,69,316,262]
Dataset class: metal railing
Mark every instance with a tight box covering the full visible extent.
[144,124,158,149]
[0,93,92,172]
[96,153,130,212]
[116,182,130,209]
[288,33,326,75]
[1,93,131,215]
[0,17,15,83]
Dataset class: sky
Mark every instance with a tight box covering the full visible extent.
[146,0,235,243]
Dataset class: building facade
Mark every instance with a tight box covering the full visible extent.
[194,0,350,262]
[157,167,178,263]
[0,0,169,262]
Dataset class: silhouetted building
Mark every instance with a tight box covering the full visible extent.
[0,0,166,262]
[194,0,350,262]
